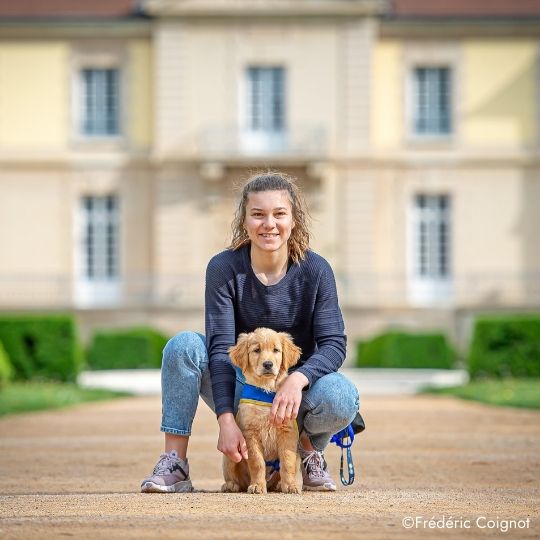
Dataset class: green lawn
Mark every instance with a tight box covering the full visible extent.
[423,378,540,409]
[0,382,130,416]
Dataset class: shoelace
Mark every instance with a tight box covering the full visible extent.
[302,451,326,478]
[153,453,176,475]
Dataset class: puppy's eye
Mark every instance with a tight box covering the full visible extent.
[273,348,280,353]
[253,347,261,353]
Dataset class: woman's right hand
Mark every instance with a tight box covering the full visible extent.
[217,412,248,463]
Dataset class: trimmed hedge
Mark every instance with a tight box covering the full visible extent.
[356,331,455,369]
[86,327,169,370]
[0,315,81,382]
[469,315,540,379]
[0,341,14,387]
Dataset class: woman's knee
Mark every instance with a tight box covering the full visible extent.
[312,373,359,424]
[162,331,207,371]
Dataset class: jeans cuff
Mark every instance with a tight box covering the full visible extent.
[160,426,191,436]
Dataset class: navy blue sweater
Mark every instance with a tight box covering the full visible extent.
[205,244,347,416]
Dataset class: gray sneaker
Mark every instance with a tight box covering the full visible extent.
[299,446,337,491]
[141,450,193,493]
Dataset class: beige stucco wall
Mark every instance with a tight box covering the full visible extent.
[372,38,538,150]
[462,40,537,148]
[0,18,538,322]
[0,165,153,307]
[0,38,152,153]
[0,43,69,150]
[0,34,153,306]
[154,19,373,157]
[0,169,71,275]
[337,164,540,308]
[371,40,402,149]
[127,39,153,149]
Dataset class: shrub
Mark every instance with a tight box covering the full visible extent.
[0,315,81,382]
[0,341,14,387]
[86,327,169,370]
[469,315,540,379]
[356,331,455,369]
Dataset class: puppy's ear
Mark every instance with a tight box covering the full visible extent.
[228,333,250,372]
[279,332,302,371]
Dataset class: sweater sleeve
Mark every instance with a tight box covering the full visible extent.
[205,255,237,417]
[295,260,347,386]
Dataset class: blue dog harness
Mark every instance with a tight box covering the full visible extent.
[239,384,358,485]
[239,384,275,407]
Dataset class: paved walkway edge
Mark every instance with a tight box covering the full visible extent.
[78,368,469,396]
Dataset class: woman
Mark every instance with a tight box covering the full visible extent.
[141,172,359,493]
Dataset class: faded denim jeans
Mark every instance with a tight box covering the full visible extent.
[160,331,360,451]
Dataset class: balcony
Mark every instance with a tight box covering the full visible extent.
[174,125,328,162]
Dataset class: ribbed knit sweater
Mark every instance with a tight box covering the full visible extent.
[205,243,347,416]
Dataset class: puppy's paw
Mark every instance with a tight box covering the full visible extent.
[247,483,266,494]
[281,483,301,494]
[221,481,241,493]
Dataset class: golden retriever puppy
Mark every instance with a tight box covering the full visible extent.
[221,328,302,494]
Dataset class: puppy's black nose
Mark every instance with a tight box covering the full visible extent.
[262,361,273,370]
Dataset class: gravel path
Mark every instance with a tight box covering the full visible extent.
[0,394,539,538]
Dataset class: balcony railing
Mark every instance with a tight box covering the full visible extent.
[177,125,328,160]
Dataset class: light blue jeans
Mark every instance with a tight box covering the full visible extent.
[160,331,360,451]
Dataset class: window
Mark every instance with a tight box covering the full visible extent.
[246,67,285,133]
[413,194,451,279]
[409,194,452,305]
[81,195,120,280]
[412,67,451,136]
[81,68,120,136]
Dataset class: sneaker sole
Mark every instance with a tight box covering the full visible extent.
[141,479,193,493]
[303,482,337,492]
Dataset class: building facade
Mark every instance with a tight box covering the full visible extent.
[1,0,539,357]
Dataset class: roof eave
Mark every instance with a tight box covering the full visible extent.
[143,0,389,18]
[381,16,540,38]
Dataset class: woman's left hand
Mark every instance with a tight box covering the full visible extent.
[269,371,309,426]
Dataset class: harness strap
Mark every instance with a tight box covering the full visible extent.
[265,459,280,472]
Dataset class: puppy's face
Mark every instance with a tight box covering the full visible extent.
[228,328,302,390]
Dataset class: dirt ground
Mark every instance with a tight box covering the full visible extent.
[0,394,539,539]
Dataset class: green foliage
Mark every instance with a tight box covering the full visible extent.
[0,382,129,416]
[0,341,14,387]
[469,315,540,379]
[86,327,169,370]
[424,378,540,409]
[0,315,81,382]
[356,330,455,369]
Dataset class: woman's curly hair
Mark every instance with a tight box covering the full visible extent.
[228,171,311,264]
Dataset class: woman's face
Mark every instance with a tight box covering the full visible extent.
[244,190,295,256]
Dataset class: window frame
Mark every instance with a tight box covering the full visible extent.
[74,193,122,307]
[403,43,460,145]
[411,66,453,137]
[241,64,288,154]
[70,45,127,147]
[245,66,286,134]
[80,68,121,137]
[407,192,454,306]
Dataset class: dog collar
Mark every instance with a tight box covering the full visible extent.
[239,384,276,407]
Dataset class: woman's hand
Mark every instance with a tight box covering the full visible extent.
[269,371,309,427]
[217,413,248,463]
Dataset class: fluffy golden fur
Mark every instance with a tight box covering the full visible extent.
[221,328,302,494]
